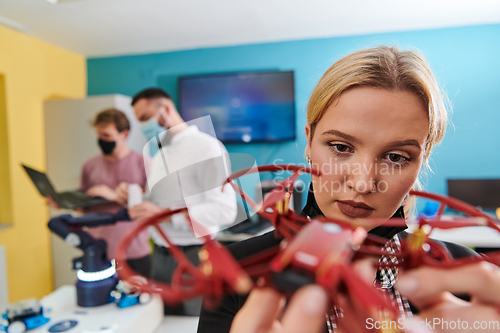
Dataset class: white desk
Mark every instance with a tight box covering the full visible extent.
[430,226,500,248]
[28,285,200,333]
[32,285,164,333]
[155,316,199,333]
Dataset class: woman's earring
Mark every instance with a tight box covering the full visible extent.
[306,155,312,166]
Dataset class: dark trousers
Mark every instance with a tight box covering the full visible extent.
[151,244,203,316]
[126,254,152,278]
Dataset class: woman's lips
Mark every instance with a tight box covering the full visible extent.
[336,200,374,218]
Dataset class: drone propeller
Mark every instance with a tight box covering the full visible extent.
[259,172,301,211]
[115,164,500,326]
[410,190,500,233]
[223,164,318,214]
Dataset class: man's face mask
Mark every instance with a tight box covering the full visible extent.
[98,138,116,155]
[140,116,164,141]
[140,108,165,157]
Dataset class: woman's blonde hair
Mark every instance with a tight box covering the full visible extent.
[306,46,450,214]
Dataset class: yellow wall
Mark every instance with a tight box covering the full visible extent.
[0,25,86,302]
[0,75,12,225]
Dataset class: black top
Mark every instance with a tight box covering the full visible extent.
[197,186,477,333]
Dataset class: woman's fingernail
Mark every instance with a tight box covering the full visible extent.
[302,286,328,316]
[256,277,266,287]
[396,276,420,295]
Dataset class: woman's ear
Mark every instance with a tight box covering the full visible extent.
[305,123,312,155]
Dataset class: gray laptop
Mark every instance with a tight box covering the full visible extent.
[22,164,109,209]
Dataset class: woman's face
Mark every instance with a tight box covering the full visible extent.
[305,86,429,224]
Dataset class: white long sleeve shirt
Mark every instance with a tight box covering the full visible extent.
[145,125,237,246]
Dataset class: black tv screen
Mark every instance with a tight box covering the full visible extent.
[178,71,295,143]
[448,179,500,209]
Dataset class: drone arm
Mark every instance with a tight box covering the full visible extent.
[340,265,398,314]
[201,240,253,294]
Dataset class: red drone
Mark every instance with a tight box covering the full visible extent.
[115,164,500,332]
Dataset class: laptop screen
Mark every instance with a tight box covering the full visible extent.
[22,165,58,198]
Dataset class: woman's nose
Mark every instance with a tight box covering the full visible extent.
[345,158,378,194]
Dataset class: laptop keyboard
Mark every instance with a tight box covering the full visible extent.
[71,191,88,199]
[59,192,90,205]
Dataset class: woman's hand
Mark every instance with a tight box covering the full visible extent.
[228,259,381,333]
[396,262,500,333]
[230,285,329,333]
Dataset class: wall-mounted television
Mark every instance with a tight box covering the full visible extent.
[178,71,295,143]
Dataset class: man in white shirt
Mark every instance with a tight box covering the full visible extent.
[121,88,237,315]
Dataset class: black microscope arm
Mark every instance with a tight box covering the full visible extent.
[48,209,131,272]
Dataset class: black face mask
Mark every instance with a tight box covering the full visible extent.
[98,139,116,155]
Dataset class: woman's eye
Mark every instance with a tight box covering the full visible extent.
[328,143,352,154]
[386,153,410,165]
[336,144,349,152]
[389,154,402,162]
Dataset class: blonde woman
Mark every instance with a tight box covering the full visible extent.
[197,46,500,333]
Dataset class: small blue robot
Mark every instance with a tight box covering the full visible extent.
[0,299,49,333]
[109,281,151,308]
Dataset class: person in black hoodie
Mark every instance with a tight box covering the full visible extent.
[197,46,500,333]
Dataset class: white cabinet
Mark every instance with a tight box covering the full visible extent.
[43,94,147,288]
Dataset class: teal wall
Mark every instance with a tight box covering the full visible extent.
[88,24,500,201]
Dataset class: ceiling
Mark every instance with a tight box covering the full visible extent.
[2,0,500,57]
